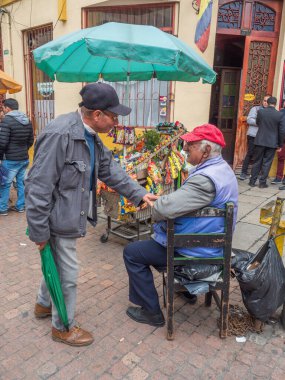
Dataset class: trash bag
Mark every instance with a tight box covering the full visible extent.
[232,238,285,322]
[231,249,254,269]
[174,264,222,285]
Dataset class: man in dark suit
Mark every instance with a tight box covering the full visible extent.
[249,97,285,188]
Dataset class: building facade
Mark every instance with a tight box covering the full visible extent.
[0,0,285,168]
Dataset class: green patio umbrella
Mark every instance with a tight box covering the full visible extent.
[33,22,216,84]
[40,243,69,331]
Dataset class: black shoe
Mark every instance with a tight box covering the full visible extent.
[9,206,25,213]
[259,183,268,189]
[239,173,247,180]
[248,181,256,187]
[0,210,8,216]
[177,291,197,304]
[279,185,285,190]
[126,306,165,327]
[271,177,282,185]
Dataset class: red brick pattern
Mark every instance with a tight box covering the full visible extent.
[1,199,285,379]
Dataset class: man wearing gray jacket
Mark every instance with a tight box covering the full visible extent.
[25,83,156,346]
[239,95,270,180]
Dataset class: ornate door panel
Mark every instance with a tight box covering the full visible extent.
[217,0,283,169]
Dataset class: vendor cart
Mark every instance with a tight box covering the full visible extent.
[98,124,185,242]
[100,183,173,243]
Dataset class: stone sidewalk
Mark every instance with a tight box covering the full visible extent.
[1,181,285,380]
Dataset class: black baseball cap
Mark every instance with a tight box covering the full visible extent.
[79,82,131,116]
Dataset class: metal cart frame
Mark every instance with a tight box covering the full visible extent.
[99,184,173,243]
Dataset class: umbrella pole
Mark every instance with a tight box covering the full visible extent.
[123,65,131,160]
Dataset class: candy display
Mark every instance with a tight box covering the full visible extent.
[108,126,136,145]
[99,121,187,221]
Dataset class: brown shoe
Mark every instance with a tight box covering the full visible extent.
[52,326,94,346]
[34,303,52,318]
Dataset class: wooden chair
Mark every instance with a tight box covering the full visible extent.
[162,202,234,340]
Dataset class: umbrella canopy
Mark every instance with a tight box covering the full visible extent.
[33,22,216,84]
[0,69,22,94]
[40,243,69,331]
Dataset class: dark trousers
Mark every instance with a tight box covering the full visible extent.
[241,136,256,175]
[123,239,168,312]
[276,144,285,179]
[250,145,276,184]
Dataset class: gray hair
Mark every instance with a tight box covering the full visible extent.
[199,140,222,157]
[80,106,95,118]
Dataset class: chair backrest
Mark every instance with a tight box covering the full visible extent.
[165,202,234,340]
[167,202,234,267]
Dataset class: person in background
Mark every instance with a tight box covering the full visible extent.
[0,98,34,215]
[123,124,238,327]
[239,95,270,180]
[25,83,157,347]
[249,97,285,188]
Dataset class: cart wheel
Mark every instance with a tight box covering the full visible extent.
[100,233,109,243]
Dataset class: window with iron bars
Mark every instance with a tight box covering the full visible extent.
[84,4,175,127]
[23,25,54,135]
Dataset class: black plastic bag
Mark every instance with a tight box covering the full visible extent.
[231,249,254,269]
[174,264,222,285]
[232,239,285,322]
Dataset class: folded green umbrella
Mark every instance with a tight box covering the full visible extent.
[40,243,69,331]
[26,228,69,331]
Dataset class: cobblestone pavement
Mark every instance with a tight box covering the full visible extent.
[1,182,285,380]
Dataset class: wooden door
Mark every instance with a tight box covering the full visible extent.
[216,0,283,169]
[218,68,241,163]
[234,35,280,168]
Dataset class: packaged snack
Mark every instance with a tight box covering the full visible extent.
[168,156,178,179]
[171,151,182,172]
[147,161,162,185]
[165,161,173,185]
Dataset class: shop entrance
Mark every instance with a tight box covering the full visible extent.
[210,35,245,164]
[212,0,283,169]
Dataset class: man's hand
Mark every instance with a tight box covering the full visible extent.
[35,241,48,251]
[142,193,158,207]
[277,148,282,153]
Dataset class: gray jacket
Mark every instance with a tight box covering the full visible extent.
[255,106,285,148]
[152,175,215,221]
[25,111,147,243]
[246,105,261,137]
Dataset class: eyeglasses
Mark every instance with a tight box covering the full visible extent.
[101,110,119,122]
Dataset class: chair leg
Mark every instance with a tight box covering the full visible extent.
[166,262,174,340]
[166,276,174,340]
[219,288,230,339]
[162,272,166,308]
[205,292,212,307]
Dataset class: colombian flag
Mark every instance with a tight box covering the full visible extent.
[195,0,213,53]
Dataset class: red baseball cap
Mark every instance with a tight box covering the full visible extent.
[181,124,226,148]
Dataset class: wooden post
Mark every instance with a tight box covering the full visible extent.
[259,197,285,256]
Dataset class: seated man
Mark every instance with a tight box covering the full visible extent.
[123,124,238,327]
